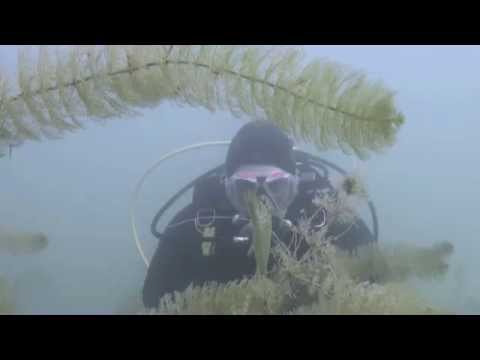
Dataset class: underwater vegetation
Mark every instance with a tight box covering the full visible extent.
[133,173,453,315]
[145,238,452,315]
[0,227,48,255]
[0,123,23,158]
[337,241,454,284]
[0,275,15,314]
[0,227,48,314]
[0,45,404,159]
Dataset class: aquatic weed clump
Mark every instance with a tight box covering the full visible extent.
[148,232,452,315]
[336,241,454,284]
[0,276,16,314]
[144,172,454,315]
[150,277,288,315]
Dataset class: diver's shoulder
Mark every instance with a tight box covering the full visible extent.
[193,175,234,212]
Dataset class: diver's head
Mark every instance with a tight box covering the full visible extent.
[225,121,298,218]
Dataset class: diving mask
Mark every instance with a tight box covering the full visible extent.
[225,165,299,218]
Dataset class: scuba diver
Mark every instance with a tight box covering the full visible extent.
[142,120,376,309]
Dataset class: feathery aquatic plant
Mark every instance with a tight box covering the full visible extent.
[149,235,449,315]
[0,45,404,158]
[114,169,453,315]
[143,171,453,315]
[0,275,15,314]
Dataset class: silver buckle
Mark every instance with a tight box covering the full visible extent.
[195,208,216,227]
[312,207,327,230]
[195,208,216,238]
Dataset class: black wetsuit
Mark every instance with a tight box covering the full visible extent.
[142,172,374,309]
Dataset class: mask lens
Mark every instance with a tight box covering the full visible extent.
[235,178,257,194]
[226,166,298,217]
[266,176,289,197]
[265,176,297,210]
[226,177,257,215]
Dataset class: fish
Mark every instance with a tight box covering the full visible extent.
[0,227,48,255]
[245,192,273,276]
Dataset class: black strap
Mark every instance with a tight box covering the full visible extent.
[151,151,379,243]
[150,164,225,239]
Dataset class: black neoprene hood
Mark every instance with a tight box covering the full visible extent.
[225,121,296,177]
